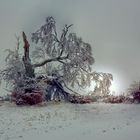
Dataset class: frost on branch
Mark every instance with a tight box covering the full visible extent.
[90,72,113,97]
[31,16,95,88]
[0,46,26,90]
[0,16,113,104]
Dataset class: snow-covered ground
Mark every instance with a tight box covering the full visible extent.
[0,102,140,140]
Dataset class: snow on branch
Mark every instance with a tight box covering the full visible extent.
[31,16,95,88]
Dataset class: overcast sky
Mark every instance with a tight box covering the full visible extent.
[0,0,140,94]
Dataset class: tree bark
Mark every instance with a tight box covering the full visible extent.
[22,32,35,78]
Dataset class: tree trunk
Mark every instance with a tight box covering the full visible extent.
[22,32,35,78]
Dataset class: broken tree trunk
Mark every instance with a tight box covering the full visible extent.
[45,78,70,101]
[22,32,35,78]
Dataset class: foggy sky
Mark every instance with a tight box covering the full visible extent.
[0,0,140,94]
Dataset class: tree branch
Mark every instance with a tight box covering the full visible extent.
[63,81,80,95]
[33,55,69,68]
[59,24,73,56]
[58,60,66,64]
[54,24,73,58]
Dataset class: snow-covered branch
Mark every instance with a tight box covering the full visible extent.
[33,55,69,68]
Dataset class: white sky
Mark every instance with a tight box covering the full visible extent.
[0,0,140,94]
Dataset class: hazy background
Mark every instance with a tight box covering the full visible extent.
[0,0,140,94]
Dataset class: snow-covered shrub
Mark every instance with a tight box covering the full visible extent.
[127,81,140,103]
[104,95,133,104]
[0,46,46,104]
[1,49,35,89]
[132,92,140,103]
[0,48,26,90]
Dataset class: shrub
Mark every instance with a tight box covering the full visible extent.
[104,95,133,104]
[132,91,140,103]
[12,91,44,105]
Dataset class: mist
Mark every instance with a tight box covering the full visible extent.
[0,0,140,94]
